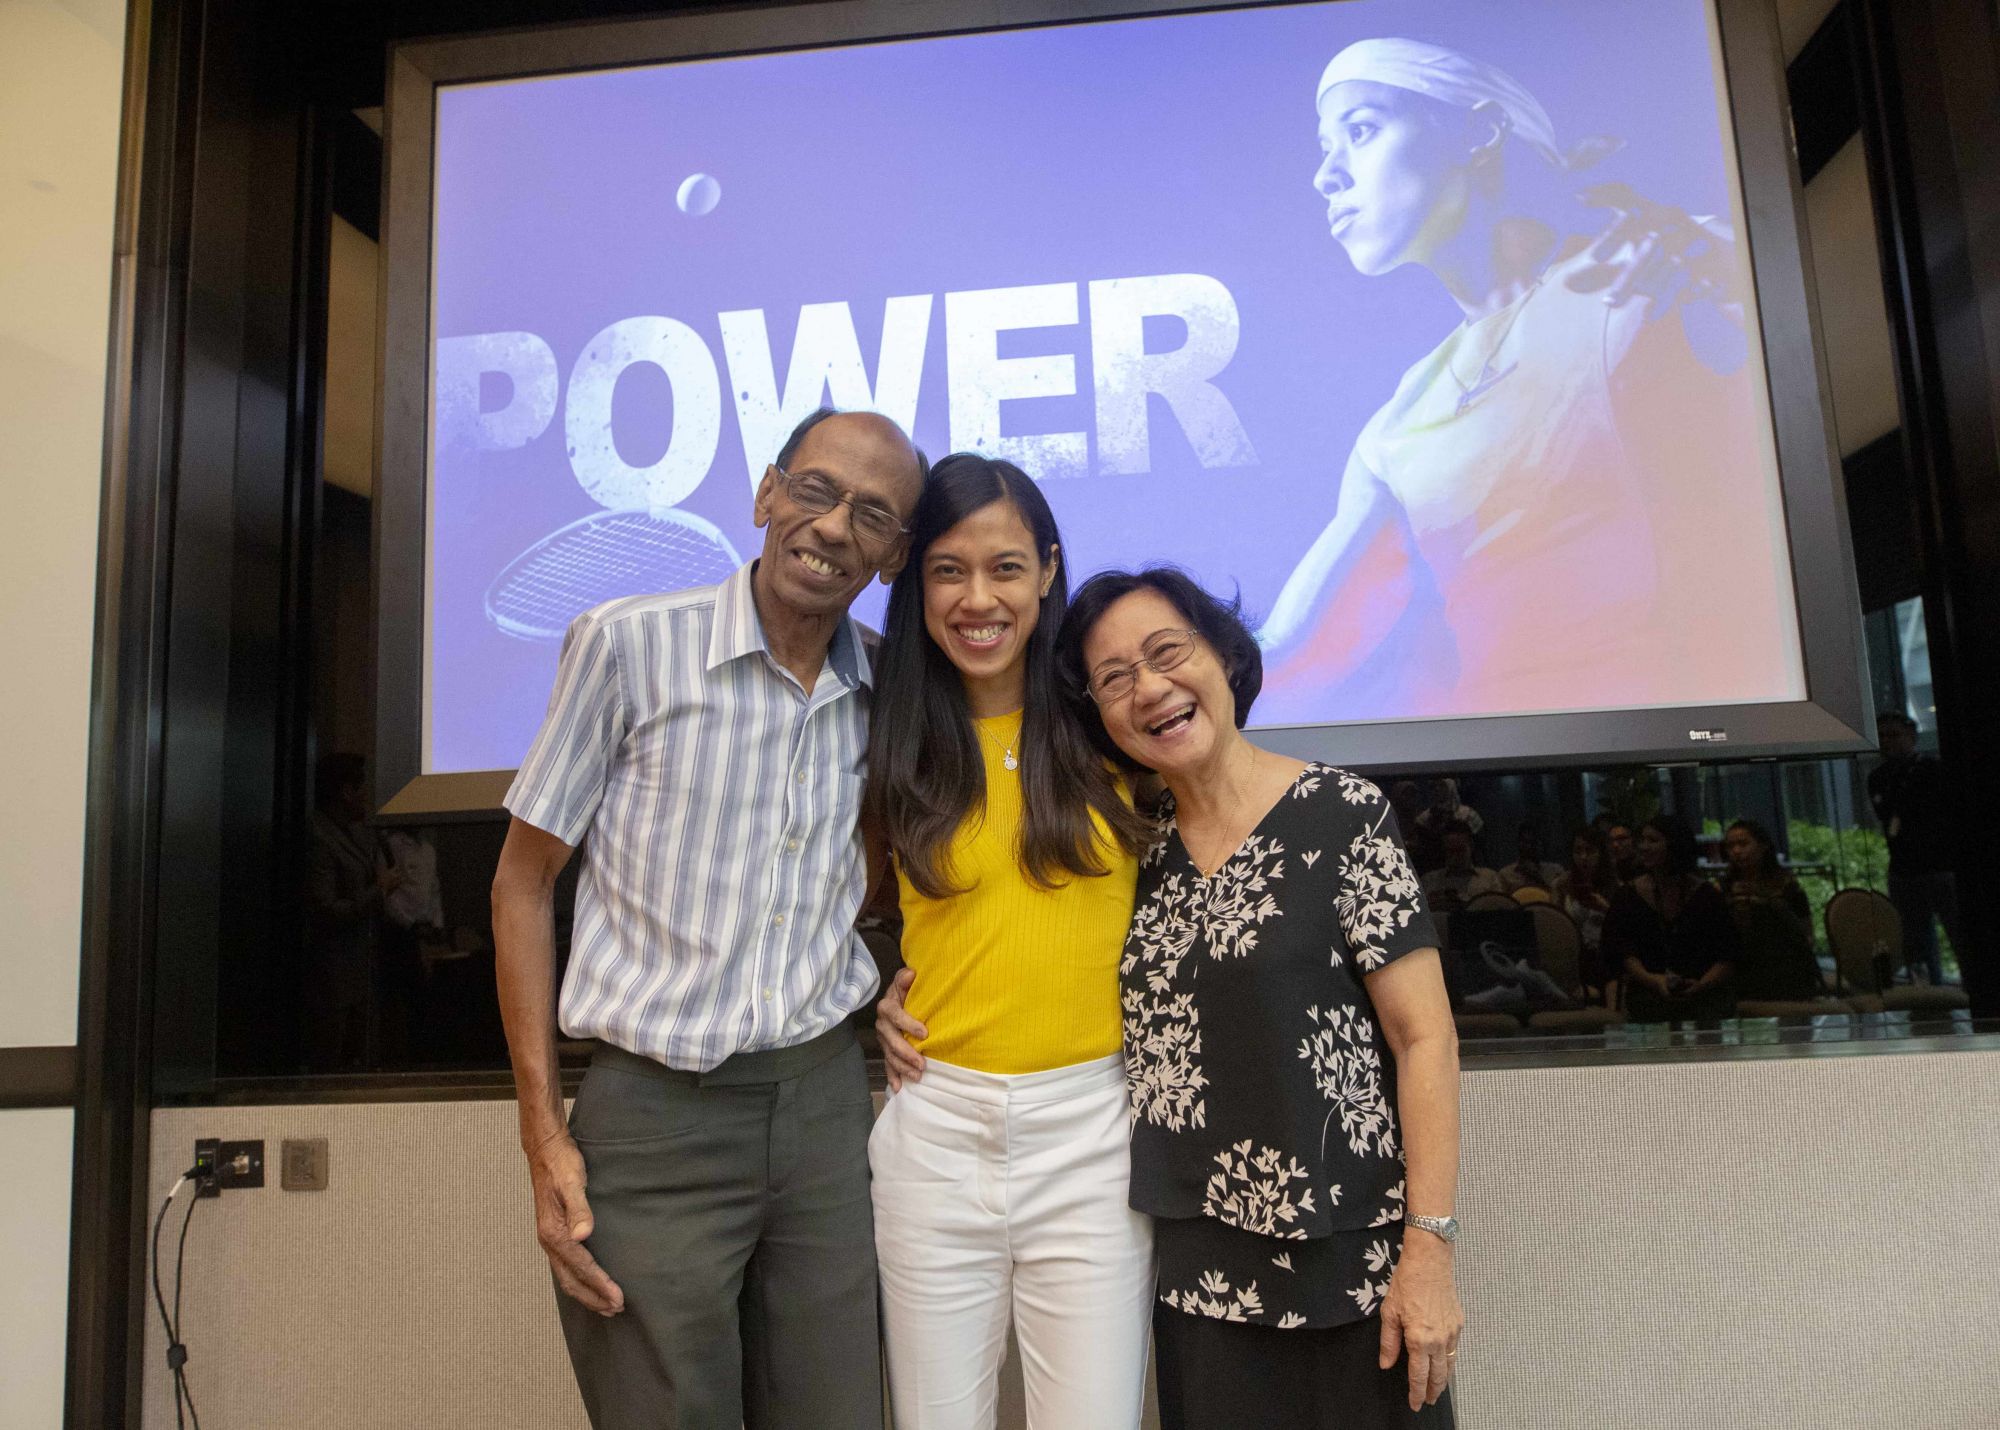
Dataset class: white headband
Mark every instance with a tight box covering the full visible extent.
[1317,38,1565,168]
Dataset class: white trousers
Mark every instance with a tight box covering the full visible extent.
[870,1053,1155,1430]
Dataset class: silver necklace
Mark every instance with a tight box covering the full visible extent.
[977,717,1019,772]
[1449,270,1546,418]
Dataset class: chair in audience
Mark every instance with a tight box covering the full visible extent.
[1511,885,1553,906]
[1520,902,1626,1034]
[1462,891,1519,915]
[1823,887,1970,1019]
[1524,902,1583,995]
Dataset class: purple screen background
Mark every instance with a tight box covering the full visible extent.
[428,0,1782,774]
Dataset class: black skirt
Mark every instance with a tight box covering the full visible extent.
[1153,1302,1458,1430]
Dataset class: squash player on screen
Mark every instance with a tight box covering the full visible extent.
[1256,38,1792,724]
[491,408,927,1430]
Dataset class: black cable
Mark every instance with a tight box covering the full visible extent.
[173,1189,203,1430]
[150,1177,184,1429]
[150,1170,203,1430]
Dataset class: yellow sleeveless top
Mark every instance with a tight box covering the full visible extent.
[893,709,1138,1074]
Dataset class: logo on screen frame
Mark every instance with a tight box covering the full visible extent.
[1687,728,1730,744]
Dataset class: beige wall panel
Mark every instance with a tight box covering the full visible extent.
[324,215,380,499]
[1804,138,1903,456]
[1455,1050,1998,1428]
[142,1101,587,1429]
[0,0,126,1047]
[145,1050,2000,1429]
[0,1108,76,1428]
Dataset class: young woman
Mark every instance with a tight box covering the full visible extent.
[1718,818,1823,1002]
[1552,824,1618,999]
[864,454,1156,1429]
[1601,815,1740,1024]
[1057,567,1462,1429]
[1256,37,1791,721]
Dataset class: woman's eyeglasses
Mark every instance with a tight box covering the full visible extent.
[770,465,910,550]
[1087,629,1199,704]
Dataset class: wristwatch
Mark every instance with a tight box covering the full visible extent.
[1407,1213,1460,1245]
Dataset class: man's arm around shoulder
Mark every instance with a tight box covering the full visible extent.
[493,815,625,1316]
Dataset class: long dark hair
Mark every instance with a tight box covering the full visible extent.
[866,454,1151,898]
[1641,814,1702,882]
[1564,824,1616,899]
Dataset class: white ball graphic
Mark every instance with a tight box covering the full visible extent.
[676,172,721,216]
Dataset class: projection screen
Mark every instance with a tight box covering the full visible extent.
[376,0,1868,814]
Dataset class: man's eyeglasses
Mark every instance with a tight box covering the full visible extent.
[1087,629,1199,704]
[770,465,910,550]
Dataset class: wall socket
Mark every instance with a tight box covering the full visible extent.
[281,1137,330,1191]
[192,1138,264,1196]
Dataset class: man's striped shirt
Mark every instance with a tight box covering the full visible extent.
[505,562,878,1071]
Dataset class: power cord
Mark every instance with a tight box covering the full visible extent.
[151,1168,205,1430]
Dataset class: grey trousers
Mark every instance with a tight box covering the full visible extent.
[558,1025,880,1430]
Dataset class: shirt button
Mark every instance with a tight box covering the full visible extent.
[786,838,800,852]
[762,987,773,1001]
[796,771,807,785]
[772,914,785,927]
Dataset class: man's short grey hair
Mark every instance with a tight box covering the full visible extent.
[771,407,930,486]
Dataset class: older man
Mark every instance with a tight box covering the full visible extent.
[492,408,927,1430]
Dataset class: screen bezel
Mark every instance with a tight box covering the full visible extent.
[374,0,1868,818]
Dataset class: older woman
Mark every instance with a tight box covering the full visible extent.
[1257,38,1787,721]
[1056,567,1461,1428]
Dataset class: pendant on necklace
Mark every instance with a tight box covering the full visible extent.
[1454,358,1520,418]
[1003,750,1018,772]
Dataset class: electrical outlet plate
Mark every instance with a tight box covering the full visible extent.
[193,1137,221,1199]
[217,1139,265,1191]
[193,1137,264,1194]
[281,1137,329,1192]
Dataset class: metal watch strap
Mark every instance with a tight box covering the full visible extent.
[1407,1213,1459,1244]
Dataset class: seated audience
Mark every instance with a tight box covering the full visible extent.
[1603,820,1639,883]
[1552,825,1618,998]
[1413,777,1483,844]
[1601,815,1739,1024]
[1497,822,1563,896]
[1421,821,1505,912]
[1718,818,1824,1001]
[1392,778,1445,872]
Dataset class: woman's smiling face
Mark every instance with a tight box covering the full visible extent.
[1080,588,1235,777]
[920,499,1053,692]
[1313,80,1476,276]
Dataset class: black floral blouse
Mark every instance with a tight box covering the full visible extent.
[1124,764,1439,1328]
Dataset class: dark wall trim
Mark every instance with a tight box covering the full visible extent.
[1853,0,2000,1018]
[329,109,382,241]
[67,0,180,1422]
[1789,0,1862,185]
[1842,429,1924,610]
[0,1047,80,1110]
